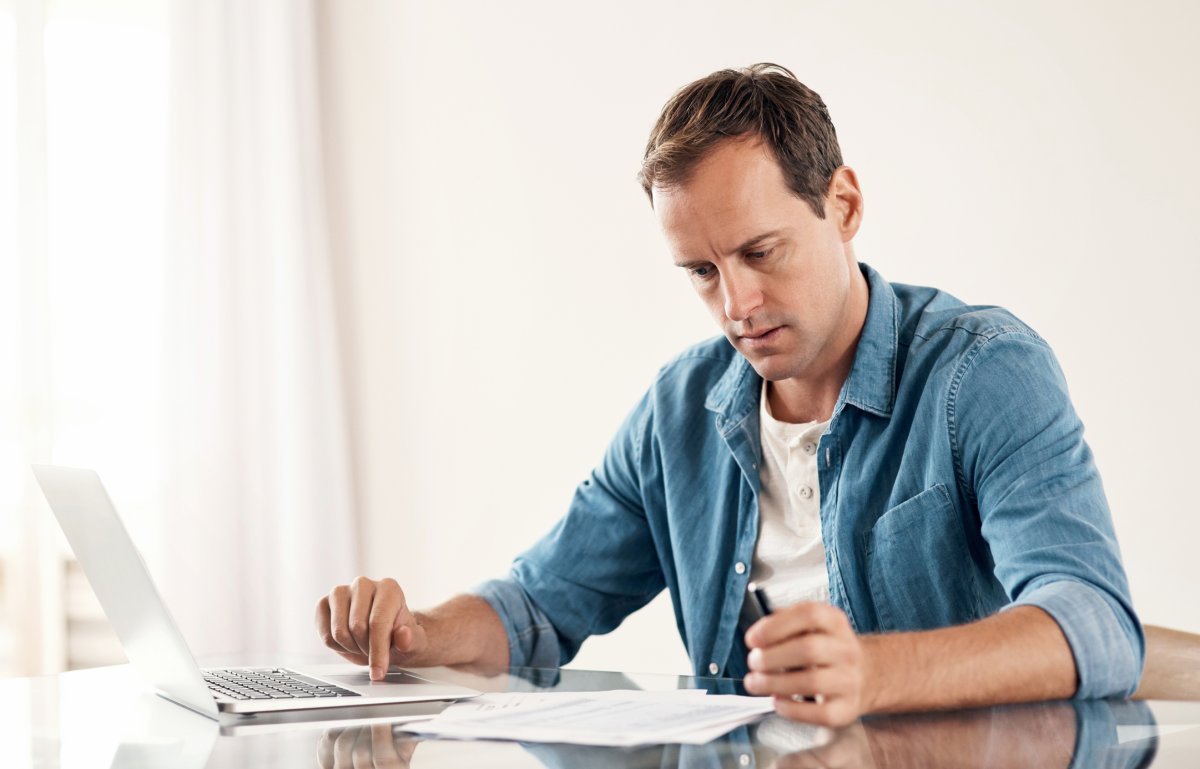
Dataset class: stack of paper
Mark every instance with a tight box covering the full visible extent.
[396,689,775,746]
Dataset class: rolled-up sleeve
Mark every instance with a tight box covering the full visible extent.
[472,576,564,669]
[1009,580,1141,698]
[952,331,1144,698]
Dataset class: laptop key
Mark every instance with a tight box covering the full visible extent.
[203,668,368,701]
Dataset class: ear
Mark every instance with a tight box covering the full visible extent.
[825,166,863,243]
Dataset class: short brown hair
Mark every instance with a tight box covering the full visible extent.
[638,63,843,218]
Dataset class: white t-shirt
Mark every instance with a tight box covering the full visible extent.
[752,380,831,611]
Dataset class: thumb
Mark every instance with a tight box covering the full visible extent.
[391,614,425,653]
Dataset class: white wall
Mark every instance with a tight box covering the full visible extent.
[320,0,1200,674]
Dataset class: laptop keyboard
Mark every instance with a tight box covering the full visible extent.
[203,668,361,701]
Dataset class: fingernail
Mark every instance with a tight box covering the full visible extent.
[748,648,762,668]
[370,667,382,680]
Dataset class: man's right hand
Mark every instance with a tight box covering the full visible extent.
[315,577,428,680]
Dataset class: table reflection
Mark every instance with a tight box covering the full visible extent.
[317,725,419,769]
[314,699,1157,769]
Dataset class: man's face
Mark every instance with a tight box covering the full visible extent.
[653,137,862,386]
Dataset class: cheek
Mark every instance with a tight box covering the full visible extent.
[782,282,839,330]
[804,256,852,317]
[695,284,727,321]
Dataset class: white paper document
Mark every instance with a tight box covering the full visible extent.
[396,689,776,746]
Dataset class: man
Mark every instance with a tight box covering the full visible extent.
[316,64,1142,727]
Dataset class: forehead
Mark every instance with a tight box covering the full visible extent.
[652,137,811,254]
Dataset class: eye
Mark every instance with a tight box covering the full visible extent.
[746,248,771,260]
[690,264,716,279]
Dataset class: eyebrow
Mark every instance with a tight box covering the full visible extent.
[673,229,785,269]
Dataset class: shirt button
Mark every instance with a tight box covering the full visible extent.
[708,662,719,675]
[734,562,746,574]
[739,755,752,767]
[798,485,813,499]
[804,442,817,455]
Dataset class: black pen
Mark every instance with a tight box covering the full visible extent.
[746,582,820,703]
[748,581,773,620]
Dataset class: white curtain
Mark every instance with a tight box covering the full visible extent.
[160,0,356,659]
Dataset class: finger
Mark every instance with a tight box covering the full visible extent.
[771,722,870,768]
[350,728,374,769]
[391,613,427,656]
[368,580,404,679]
[744,666,843,699]
[772,694,859,729]
[333,726,359,769]
[348,577,377,659]
[328,585,362,658]
[390,606,423,662]
[394,738,418,766]
[805,730,869,768]
[745,602,850,649]
[748,632,843,672]
[390,595,426,655]
[317,728,342,769]
[316,596,336,650]
[317,596,370,665]
[368,724,404,769]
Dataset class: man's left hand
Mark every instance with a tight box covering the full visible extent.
[743,602,872,727]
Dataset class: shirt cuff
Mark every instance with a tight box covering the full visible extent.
[1009,579,1144,699]
[470,576,564,669]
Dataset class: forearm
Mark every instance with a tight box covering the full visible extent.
[411,594,510,671]
[862,606,1076,714]
[864,702,1076,769]
[1133,625,1200,700]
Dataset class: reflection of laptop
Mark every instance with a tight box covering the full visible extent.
[33,465,480,719]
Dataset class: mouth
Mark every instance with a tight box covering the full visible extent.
[738,326,784,349]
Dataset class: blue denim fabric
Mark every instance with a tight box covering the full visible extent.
[474,263,1143,698]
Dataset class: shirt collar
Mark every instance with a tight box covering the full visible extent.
[836,262,898,418]
[705,262,898,421]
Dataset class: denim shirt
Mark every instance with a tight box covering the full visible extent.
[474,263,1143,698]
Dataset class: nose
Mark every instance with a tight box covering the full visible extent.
[722,265,763,323]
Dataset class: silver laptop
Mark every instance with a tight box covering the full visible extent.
[32,464,480,719]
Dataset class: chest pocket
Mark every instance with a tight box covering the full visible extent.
[864,483,985,632]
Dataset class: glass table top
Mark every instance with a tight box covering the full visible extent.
[4,661,1200,768]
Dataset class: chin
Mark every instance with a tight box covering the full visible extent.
[748,345,817,380]
[745,357,801,383]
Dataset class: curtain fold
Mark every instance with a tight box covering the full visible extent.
[161,0,356,659]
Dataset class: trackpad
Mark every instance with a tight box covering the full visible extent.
[300,665,480,700]
[324,671,433,687]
